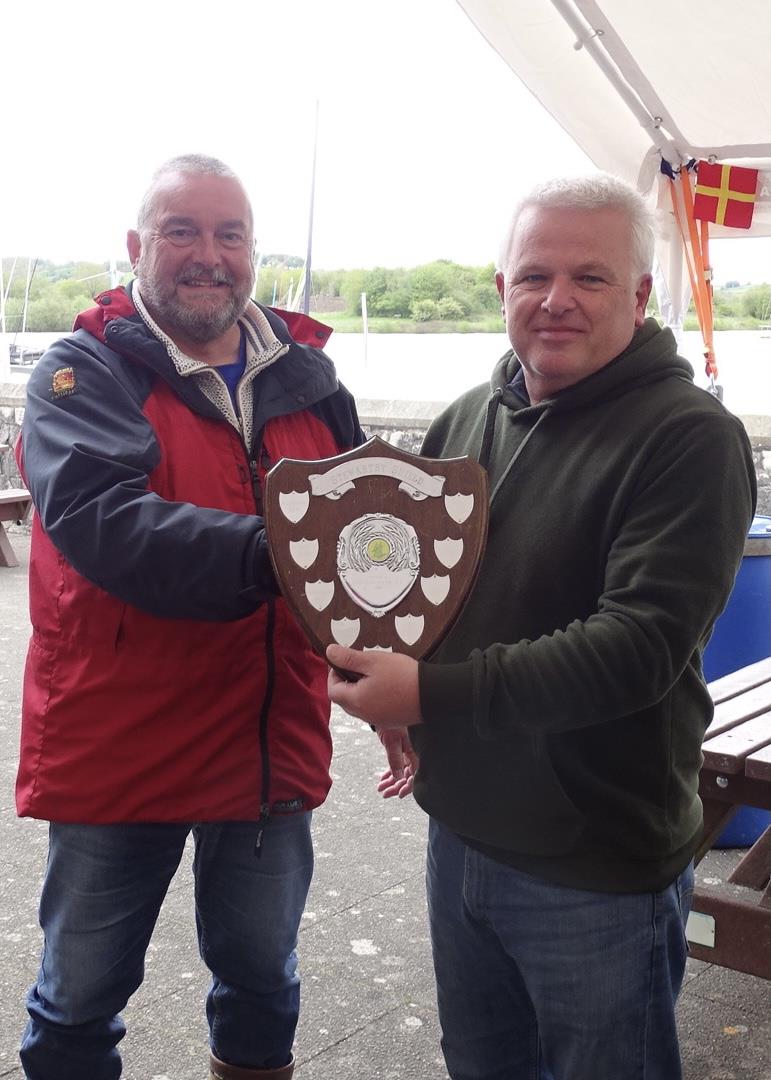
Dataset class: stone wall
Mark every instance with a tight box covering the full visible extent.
[3,383,771,517]
[755,444,771,516]
[0,384,26,489]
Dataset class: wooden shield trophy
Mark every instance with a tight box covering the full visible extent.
[264,436,488,660]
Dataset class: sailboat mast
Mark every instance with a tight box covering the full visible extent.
[21,256,36,334]
[302,100,319,316]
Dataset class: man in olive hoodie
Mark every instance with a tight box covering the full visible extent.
[327,174,756,1079]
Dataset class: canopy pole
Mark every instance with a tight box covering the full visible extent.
[550,0,681,164]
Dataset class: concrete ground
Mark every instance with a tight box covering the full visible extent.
[0,528,768,1080]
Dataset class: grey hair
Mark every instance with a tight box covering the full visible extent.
[497,173,655,279]
[136,154,252,232]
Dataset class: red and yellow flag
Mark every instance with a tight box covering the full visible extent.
[693,162,759,229]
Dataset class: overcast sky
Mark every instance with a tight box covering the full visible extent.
[3,0,769,284]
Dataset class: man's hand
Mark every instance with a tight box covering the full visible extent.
[326,645,422,729]
[377,728,419,799]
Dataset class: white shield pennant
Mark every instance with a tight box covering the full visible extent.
[289,538,319,570]
[264,436,489,660]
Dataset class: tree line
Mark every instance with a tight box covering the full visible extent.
[2,256,769,334]
[1,259,132,335]
[253,257,502,323]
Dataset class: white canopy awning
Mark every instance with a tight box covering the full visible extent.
[456,0,771,240]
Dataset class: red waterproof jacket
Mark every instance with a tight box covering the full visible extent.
[16,287,363,824]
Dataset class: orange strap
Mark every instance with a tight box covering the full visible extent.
[680,171,717,379]
[669,168,718,383]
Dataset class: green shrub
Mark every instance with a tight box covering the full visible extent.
[411,299,439,322]
[436,297,465,320]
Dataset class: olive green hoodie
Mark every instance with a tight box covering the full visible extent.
[414,319,756,891]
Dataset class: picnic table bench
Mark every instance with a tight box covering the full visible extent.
[686,656,771,979]
[0,488,32,568]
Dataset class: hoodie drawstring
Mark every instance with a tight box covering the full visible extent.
[478,386,551,504]
[478,388,503,471]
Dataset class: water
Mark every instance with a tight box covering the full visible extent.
[324,330,771,418]
[4,330,770,418]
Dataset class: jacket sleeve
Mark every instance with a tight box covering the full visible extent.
[419,410,757,736]
[19,335,278,621]
[326,382,367,452]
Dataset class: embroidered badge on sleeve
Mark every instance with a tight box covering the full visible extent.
[51,367,76,398]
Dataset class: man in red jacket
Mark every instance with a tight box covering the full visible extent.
[16,154,362,1080]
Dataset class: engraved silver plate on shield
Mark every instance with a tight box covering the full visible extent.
[337,513,420,617]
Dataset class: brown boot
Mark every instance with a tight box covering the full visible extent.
[210,1051,295,1079]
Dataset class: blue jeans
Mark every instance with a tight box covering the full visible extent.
[20,814,314,1080]
[426,820,694,1080]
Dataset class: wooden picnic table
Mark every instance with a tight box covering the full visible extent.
[0,488,32,568]
[687,657,771,979]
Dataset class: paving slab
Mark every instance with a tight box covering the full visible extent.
[0,529,768,1079]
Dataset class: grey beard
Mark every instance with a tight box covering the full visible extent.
[150,290,248,343]
[137,262,254,344]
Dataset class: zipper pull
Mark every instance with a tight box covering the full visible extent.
[253,804,271,857]
[248,458,263,516]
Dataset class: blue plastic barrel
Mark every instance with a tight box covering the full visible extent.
[702,514,771,847]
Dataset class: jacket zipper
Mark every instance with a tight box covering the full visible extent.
[246,439,273,517]
[254,597,277,855]
[247,438,263,516]
[245,436,275,854]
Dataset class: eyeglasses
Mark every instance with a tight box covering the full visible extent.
[160,225,250,250]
